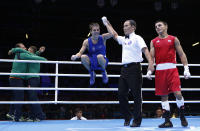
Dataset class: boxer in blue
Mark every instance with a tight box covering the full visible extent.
[71,22,112,85]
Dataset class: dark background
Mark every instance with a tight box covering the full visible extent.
[0,0,199,61]
[0,0,200,120]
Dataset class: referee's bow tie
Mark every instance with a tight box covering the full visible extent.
[125,35,129,39]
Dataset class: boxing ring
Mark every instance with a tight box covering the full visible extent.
[0,59,200,131]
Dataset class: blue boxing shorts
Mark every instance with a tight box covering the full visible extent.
[87,54,108,71]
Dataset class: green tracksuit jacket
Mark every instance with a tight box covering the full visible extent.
[10,48,46,79]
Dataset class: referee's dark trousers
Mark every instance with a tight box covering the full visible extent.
[118,62,143,121]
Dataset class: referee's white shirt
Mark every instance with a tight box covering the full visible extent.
[117,32,147,65]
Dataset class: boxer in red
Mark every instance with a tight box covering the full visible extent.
[148,20,191,128]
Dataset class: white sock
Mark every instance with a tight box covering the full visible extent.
[161,101,170,111]
[176,97,184,108]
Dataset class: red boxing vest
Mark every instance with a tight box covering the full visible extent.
[152,35,176,65]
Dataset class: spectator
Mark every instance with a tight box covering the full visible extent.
[71,108,87,120]
[155,108,163,118]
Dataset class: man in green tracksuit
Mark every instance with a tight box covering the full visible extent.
[26,45,46,121]
[9,43,47,122]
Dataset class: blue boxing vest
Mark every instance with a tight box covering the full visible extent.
[87,35,108,71]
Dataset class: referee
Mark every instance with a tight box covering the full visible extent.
[102,17,154,127]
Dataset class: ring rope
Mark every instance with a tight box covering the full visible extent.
[0,101,200,104]
[0,59,199,105]
[0,73,200,78]
[1,59,200,66]
[1,87,200,91]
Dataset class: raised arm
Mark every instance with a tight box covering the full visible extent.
[71,39,88,61]
[102,33,113,41]
[102,17,119,41]
[36,46,46,56]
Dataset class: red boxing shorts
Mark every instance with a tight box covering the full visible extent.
[155,67,181,96]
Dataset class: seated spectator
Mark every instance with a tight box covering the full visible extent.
[71,108,87,120]
[155,107,163,118]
